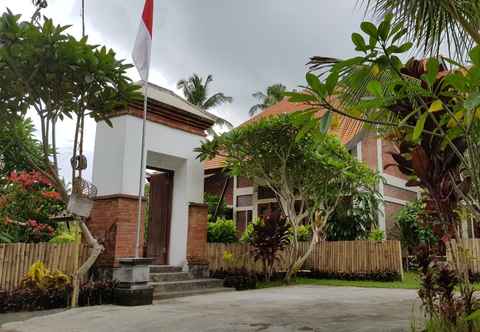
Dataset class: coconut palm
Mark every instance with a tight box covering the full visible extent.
[363,0,480,59]
[249,84,287,116]
[177,74,233,131]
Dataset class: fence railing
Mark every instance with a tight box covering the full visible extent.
[0,243,89,291]
[207,240,403,279]
[447,239,480,274]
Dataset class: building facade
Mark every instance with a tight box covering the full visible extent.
[204,99,420,239]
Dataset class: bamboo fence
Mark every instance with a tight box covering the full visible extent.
[0,243,89,291]
[207,240,403,278]
[446,239,480,274]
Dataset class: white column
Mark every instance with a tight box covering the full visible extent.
[356,141,363,161]
[376,136,386,236]
[232,176,238,224]
[252,185,258,221]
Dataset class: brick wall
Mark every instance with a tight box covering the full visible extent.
[186,203,209,264]
[89,195,146,267]
[237,176,253,188]
[382,140,409,179]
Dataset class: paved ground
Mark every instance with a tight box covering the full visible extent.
[0,286,421,332]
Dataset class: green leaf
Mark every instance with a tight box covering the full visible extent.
[421,58,439,88]
[306,72,322,93]
[286,93,316,103]
[391,27,407,44]
[442,73,466,91]
[413,112,428,142]
[397,42,413,53]
[319,111,333,133]
[466,309,480,322]
[367,80,383,97]
[360,21,378,39]
[377,15,392,41]
[325,71,339,94]
[469,46,480,66]
[352,33,366,51]
[428,100,443,113]
[464,92,480,110]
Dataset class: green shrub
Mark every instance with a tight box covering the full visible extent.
[368,228,385,241]
[240,222,255,243]
[49,231,76,244]
[295,224,312,242]
[325,193,379,241]
[396,200,437,253]
[207,219,237,243]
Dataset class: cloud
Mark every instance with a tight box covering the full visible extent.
[2,0,366,182]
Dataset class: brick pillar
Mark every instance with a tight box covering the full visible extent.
[186,203,209,266]
[88,194,146,268]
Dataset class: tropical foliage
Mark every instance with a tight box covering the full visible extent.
[248,211,290,282]
[396,200,437,254]
[0,117,44,179]
[207,219,237,243]
[0,260,116,313]
[177,73,233,131]
[0,171,64,243]
[249,84,287,116]
[325,193,379,241]
[0,11,139,201]
[291,10,480,329]
[197,112,380,281]
[363,0,480,59]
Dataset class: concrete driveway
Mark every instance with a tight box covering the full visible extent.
[1,285,420,332]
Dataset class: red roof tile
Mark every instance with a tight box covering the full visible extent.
[203,99,363,170]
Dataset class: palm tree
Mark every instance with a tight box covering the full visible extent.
[177,74,233,131]
[249,84,287,117]
[363,0,480,59]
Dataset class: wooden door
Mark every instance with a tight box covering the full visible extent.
[147,172,174,265]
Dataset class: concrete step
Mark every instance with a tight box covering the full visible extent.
[153,287,235,301]
[150,272,193,282]
[151,278,224,293]
[149,265,182,273]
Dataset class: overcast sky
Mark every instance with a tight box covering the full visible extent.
[2,0,367,182]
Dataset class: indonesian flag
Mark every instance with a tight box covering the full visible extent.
[132,0,154,81]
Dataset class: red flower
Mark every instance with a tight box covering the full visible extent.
[41,191,61,201]
[8,171,52,189]
[27,219,38,227]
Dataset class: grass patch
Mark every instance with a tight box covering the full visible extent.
[257,273,480,291]
[258,272,421,289]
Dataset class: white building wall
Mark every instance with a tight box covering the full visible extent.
[92,114,206,267]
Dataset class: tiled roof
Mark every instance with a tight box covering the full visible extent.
[204,154,227,171]
[203,98,363,170]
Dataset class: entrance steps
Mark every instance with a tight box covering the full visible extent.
[149,265,233,300]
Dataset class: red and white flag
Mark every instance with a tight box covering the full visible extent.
[132,0,154,81]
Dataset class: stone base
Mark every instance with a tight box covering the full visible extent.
[113,258,153,287]
[188,263,209,279]
[113,257,154,306]
[113,285,153,306]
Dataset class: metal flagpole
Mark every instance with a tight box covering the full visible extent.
[135,81,149,258]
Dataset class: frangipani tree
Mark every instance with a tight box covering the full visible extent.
[0,10,139,297]
[196,112,380,281]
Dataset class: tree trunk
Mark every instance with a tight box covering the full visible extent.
[284,227,320,282]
